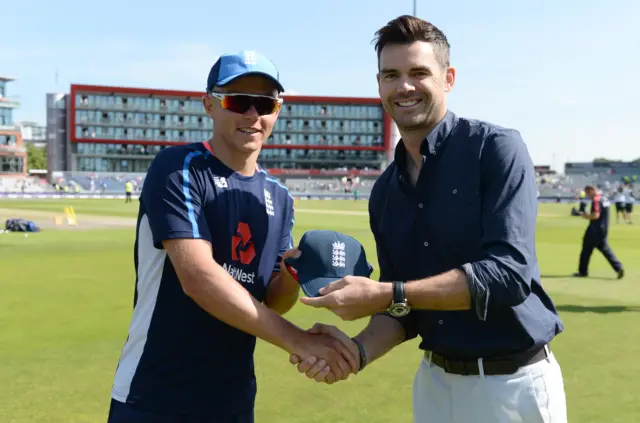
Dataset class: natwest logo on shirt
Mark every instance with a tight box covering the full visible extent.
[222,263,255,284]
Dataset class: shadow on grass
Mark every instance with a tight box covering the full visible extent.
[541,274,615,281]
[556,305,640,314]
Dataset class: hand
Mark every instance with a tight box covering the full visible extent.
[280,248,301,277]
[290,323,360,384]
[290,330,358,384]
[299,276,392,321]
[282,247,301,261]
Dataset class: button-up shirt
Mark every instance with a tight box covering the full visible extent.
[369,110,564,359]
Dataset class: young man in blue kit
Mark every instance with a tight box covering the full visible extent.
[106,50,357,423]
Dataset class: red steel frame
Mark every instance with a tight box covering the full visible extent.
[69,84,392,152]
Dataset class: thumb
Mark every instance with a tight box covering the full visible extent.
[308,323,330,334]
[290,354,301,365]
[300,295,333,308]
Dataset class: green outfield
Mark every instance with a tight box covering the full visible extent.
[0,199,638,423]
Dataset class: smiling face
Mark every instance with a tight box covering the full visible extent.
[377,41,455,132]
[203,75,281,155]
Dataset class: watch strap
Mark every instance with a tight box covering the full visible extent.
[392,281,405,304]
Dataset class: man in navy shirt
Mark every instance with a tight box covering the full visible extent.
[574,184,624,278]
[291,16,567,422]
[107,50,356,423]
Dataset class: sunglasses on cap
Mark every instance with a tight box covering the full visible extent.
[208,92,283,116]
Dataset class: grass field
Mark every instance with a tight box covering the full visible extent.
[1,199,639,422]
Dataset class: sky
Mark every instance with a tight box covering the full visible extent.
[2,0,639,169]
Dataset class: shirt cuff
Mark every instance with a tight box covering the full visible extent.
[461,263,489,321]
[375,311,418,341]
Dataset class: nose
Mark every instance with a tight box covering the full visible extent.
[244,104,260,117]
[396,77,416,94]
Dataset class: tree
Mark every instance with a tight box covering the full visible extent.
[26,143,47,171]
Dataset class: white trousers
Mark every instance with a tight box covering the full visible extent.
[412,349,567,423]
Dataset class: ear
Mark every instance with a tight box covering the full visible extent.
[444,67,456,92]
[202,95,216,116]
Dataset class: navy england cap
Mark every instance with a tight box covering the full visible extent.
[284,230,374,297]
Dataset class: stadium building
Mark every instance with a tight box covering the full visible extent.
[44,84,397,195]
[18,121,47,148]
[0,76,26,175]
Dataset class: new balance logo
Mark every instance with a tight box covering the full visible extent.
[214,177,227,188]
[332,241,346,268]
[232,222,256,265]
[223,263,255,284]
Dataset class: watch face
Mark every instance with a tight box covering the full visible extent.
[389,304,410,317]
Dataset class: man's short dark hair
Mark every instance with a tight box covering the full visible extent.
[373,15,450,69]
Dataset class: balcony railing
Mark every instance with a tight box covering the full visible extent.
[0,96,20,108]
[0,145,26,153]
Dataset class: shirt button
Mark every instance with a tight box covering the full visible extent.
[438,320,444,325]
[418,203,424,208]
[452,189,458,194]
[423,241,429,247]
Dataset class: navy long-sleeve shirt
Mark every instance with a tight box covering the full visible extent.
[369,110,564,359]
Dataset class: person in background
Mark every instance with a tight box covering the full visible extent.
[124,180,133,203]
[574,184,624,279]
[624,183,634,224]
[578,189,588,213]
[613,185,627,224]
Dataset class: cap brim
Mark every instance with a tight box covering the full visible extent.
[216,72,285,93]
[299,276,340,298]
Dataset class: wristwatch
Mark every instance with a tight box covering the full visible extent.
[387,281,411,317]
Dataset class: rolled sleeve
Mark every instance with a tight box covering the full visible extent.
[464,129,538,320]
[369,183,418,340]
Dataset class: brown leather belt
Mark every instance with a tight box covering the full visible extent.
[425,345,550,376]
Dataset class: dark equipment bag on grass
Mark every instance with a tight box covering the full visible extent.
[5,218,41,232]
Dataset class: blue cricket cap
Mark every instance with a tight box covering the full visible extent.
[206,50,285,93]
[284,230,374,298]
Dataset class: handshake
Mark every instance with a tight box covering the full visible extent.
[287,323,362,384]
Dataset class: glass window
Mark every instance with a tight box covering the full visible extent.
[0,156,24,173]
[0,108,12,126]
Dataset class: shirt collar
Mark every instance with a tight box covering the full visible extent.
[394,109,458,175]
